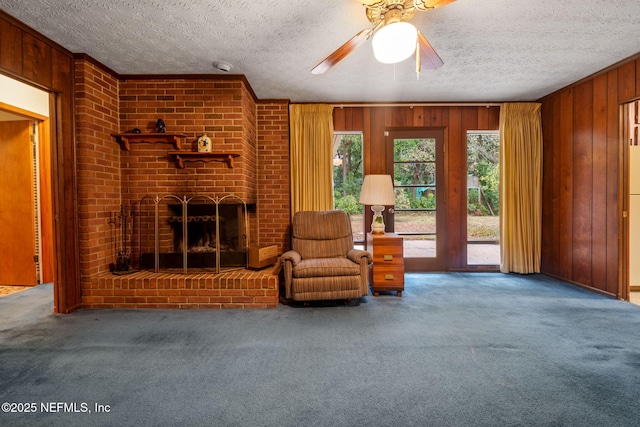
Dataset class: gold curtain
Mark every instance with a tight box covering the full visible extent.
[289,104,334,216]
[499,103,542,274]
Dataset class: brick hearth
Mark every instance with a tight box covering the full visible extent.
[84,268,279,309]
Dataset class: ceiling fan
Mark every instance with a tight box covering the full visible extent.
[311,0,456,75]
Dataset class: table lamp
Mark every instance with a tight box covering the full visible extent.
[359,174,396,234]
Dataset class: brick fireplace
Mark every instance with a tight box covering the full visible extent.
[74,57,290,309]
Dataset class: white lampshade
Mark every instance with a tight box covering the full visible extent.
[359,175,396,206]
[359,175,395,234]
[372,22,418,64]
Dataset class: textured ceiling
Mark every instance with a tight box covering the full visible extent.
[1,0,639,103]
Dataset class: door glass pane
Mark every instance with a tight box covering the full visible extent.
[395,138,436,162]
[393,138,437,259]
[466,131,500,265]
[393,211,436,258]
[393,187,436,209]
[394,163,436,185]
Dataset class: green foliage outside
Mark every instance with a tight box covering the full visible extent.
[466,133,500,216]
[333,134,364,215]
[392,138,436,210]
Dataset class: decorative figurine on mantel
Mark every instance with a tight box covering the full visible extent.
[197,133,212,152]
[156,118,166,133]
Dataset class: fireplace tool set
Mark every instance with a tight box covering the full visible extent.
[109,204,135,273]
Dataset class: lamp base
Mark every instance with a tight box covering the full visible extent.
[370,205,387,234]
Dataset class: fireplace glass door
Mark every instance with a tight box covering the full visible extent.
[135,194,248,273]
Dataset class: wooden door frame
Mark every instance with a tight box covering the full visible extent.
[0,72,80,313]
[49,90,81,313]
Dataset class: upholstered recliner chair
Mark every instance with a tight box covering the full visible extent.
[281,210,371,302]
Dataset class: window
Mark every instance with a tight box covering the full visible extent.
[466,131,500,266]
[332,132,364,243]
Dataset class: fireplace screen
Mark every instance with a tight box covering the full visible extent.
[135,194,248,273]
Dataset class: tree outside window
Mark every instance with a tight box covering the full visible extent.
[333,133,364,242]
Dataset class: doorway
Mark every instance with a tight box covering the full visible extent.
[385,129,446,271]
[0,75,54,292]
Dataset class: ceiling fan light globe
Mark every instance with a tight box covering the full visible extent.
[372,22,418,64]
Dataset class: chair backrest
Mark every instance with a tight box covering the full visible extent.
[291,210,354,259]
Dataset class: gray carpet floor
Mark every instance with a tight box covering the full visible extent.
[1,273,640,427]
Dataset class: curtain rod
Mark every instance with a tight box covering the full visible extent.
[330,103,501,108]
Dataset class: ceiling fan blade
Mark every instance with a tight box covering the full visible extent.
[311,28,373,75]
[414,0,457,10]
[355,0,386,6]
[417,31,444,70]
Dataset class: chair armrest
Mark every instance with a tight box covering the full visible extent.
[281,250,302,266]
[348,249,372,297]
[347,248,371,264]
[281,250,302,299]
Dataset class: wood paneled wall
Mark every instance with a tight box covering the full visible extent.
[334,105,499,270]
[540,55,640,298]
[0,11,79,312]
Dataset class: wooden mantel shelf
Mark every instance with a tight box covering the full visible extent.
[167,151,241,169]
[111,133,186,151]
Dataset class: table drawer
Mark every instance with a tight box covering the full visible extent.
[372,265,405,287]
[372,243,403,265]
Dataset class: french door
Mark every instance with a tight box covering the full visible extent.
[386,129,447,271]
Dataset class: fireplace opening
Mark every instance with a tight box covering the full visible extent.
[169,204,223,253]
[137,195,249,272]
